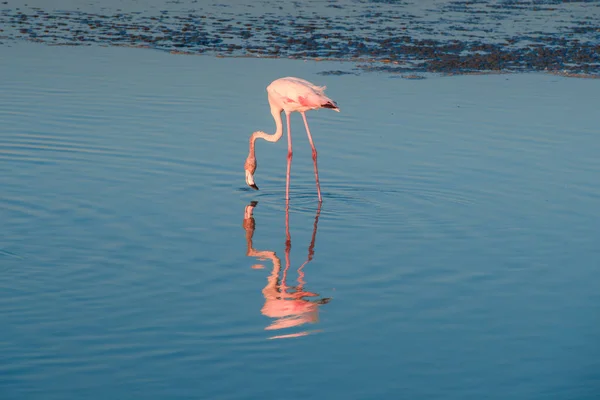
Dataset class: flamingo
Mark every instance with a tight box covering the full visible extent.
[244,77,339,202]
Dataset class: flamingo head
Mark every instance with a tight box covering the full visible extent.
[244,156,258,190]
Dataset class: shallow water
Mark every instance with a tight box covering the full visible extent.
[1,42,600,399]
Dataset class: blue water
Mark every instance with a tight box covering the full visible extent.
[1,41,599,399]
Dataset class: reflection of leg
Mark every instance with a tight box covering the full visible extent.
[297,201,322,295]
[285,112,293,201]
[282,197,291,293]
[307,201,322,262]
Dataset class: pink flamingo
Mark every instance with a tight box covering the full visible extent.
[244,77,339,202]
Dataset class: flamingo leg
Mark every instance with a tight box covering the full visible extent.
[300,112,322,202]
[285,111,293,201]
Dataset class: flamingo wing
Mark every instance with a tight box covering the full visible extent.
[268,77,335,111]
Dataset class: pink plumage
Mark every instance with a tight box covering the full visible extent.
[267,77,339,113]
[244,77,339,202]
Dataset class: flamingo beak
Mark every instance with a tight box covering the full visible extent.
[246,170,259,190]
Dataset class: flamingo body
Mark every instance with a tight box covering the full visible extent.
[244,77,339,202]
[267,77,339,114]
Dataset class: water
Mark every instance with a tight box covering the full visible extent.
[2,30,600,400]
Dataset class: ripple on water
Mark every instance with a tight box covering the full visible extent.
[0,135,134,165]
[243,173,476,211]
[1,38,599,400]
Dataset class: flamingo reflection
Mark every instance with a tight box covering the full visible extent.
[243,200,330,339]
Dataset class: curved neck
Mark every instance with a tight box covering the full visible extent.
[250,106,283,155]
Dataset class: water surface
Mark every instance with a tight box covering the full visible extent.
[1,41,599,399]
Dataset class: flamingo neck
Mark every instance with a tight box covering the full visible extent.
[249,106,284,155]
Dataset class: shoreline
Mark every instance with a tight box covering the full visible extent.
[5,38,599,80]
[1,0,599,78]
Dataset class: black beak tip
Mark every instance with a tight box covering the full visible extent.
[249,184,259,190]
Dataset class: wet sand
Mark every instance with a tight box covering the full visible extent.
[1,0,599,77]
